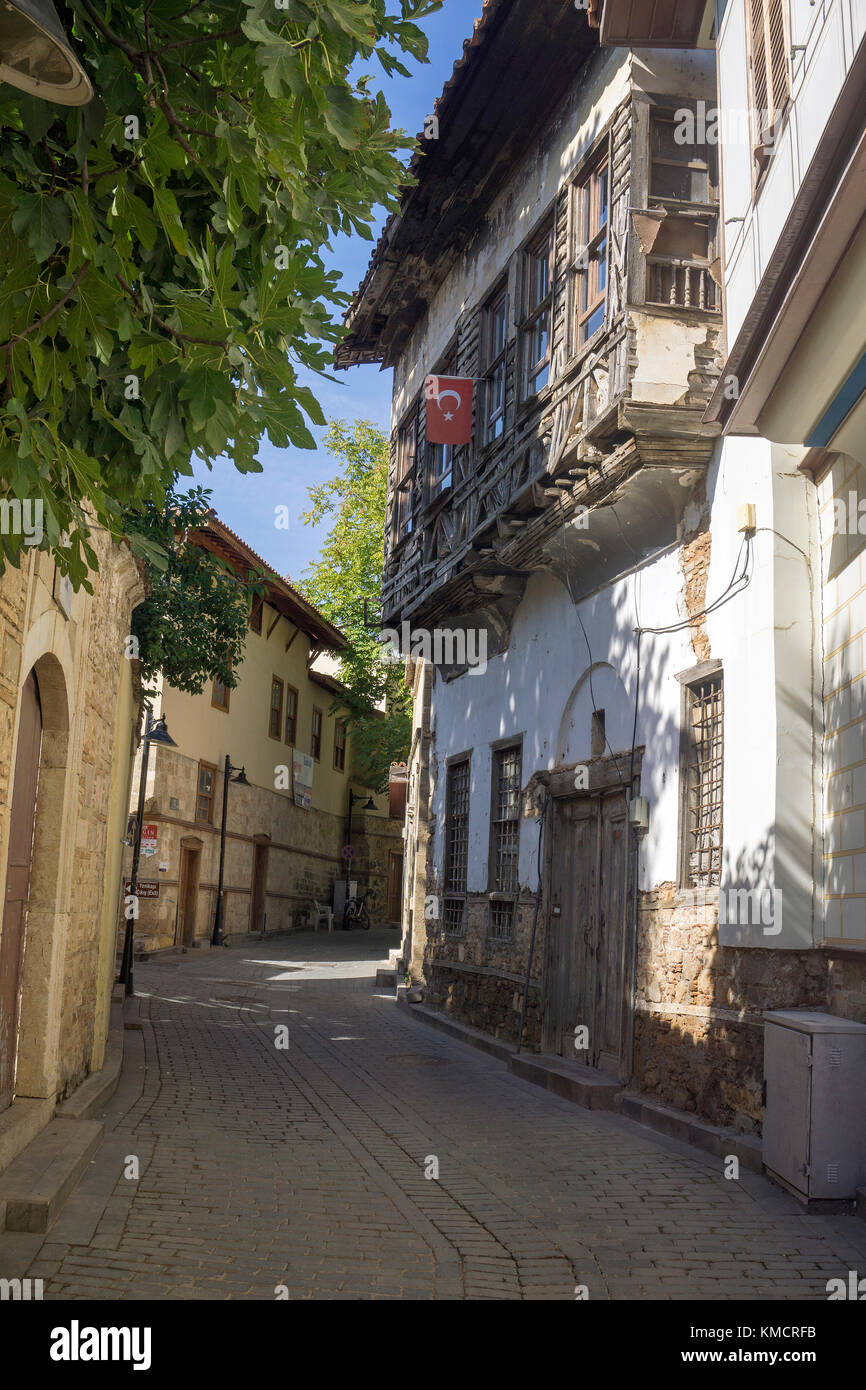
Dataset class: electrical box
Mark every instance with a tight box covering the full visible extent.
[737,502,756,533]
[763,1010,866,1202]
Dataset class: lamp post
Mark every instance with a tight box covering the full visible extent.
[120,705,176,997]
[211,755,249,946]
[0,1,92,104]
[342,788,377,929]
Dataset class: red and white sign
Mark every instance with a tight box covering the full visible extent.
[425,375,474,445]
[141,823,158,857]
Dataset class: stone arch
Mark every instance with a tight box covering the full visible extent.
[14,650,72,1100]
[555,661,633,766]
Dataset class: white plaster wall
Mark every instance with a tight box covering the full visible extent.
[716,0,863,344]
[428,439,820,948]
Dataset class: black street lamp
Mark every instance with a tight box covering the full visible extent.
[120,705,176,997]
[0,1,92,104]
[342,788,377,929]
[211,755,249,947]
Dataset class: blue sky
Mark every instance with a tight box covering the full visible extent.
[189,1,482,582]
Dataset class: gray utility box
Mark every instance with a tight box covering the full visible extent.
[763,1010,866,1202]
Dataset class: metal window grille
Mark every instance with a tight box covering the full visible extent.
[489,745,521,939]
[684,675,723,888]
[444,759,470,934]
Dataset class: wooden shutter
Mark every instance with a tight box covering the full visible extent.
[749,0,789,135]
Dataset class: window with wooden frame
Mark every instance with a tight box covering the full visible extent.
[333,720,347,772]
[284,684,298,745]
[679,669,724,889]
[444,757,470,935]
[488,743,522,941]
[575,153,609,346]
[250,594,264,634]
[311,705,323,761]
[520,219,554,396]
[196,761,216,824]
[646,108,719,312]
[427,349,458,501]
[211,670,230,712]
[268,675,284,740]
[393,407,418,544]
[747,0,790,178]
[483,283,508,443]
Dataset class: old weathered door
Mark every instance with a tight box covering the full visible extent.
[387,850,404,922]
[543,785,632,1076]
[177,844,200,946]
[0,671,42,1112]
[250,840,269,934]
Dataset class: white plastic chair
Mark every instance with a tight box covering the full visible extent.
[308,900,333,933]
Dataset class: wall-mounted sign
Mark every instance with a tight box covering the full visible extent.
[169,797,180,811]
[124,880,160,899]
[292,752,314,810]
[141,823,158,856]
[158,861,169,873]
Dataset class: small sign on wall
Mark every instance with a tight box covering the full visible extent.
[141,823,158,856]
[124,880,160,899]
[158,861,169,873]
[292,752,314,810]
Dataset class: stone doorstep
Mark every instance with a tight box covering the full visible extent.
[509,1053,621,1110]
[375,967,398,987]
[0,1119,104,1233]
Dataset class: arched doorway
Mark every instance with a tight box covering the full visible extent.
[0,671,43,1113]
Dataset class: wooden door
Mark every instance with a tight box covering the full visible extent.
[542,797,597,1058]
[542,787,632,1075]
[0,672,42,1112]
[177,845,200,946]
[387,851,404,921]
[250,841,269,934]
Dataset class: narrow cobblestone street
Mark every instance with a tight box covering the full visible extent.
[3,930,865,1301]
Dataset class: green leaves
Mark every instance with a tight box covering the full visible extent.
[11,192,70,261]
[298,419,411,790]
[0,0,442,588]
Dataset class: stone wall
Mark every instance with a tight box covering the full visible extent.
[634,884,827,1134]
[423,895,543,1048]
[0,537,143,1136]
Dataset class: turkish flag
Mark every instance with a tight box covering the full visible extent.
[425,375,474,446]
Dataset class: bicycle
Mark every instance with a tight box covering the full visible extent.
[343,889,372,930]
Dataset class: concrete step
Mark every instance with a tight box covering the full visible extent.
[509,1053,621,1109]
[618,1091,763,1172]
[0,1120,103,1233]
[375,967,398,987]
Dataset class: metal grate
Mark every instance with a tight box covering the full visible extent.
[488,900,515,941]
[685,675,723,888]
[492,746,521,894]
[444,759,470,935]
[489,745,521,940]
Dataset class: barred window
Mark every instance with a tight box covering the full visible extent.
[488,744,522,940]
[444,758,470,935]
[682,674,723,888]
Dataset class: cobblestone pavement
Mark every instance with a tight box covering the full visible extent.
[3,930,866,1300]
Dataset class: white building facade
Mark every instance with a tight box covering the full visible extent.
[340,0,865,1139]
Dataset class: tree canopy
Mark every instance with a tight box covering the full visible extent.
[0,0,439,589]
[299,417,409,790]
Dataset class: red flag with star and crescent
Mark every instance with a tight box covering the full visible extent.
[425,375,474,446]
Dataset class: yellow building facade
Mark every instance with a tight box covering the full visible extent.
[128,518,403,950]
